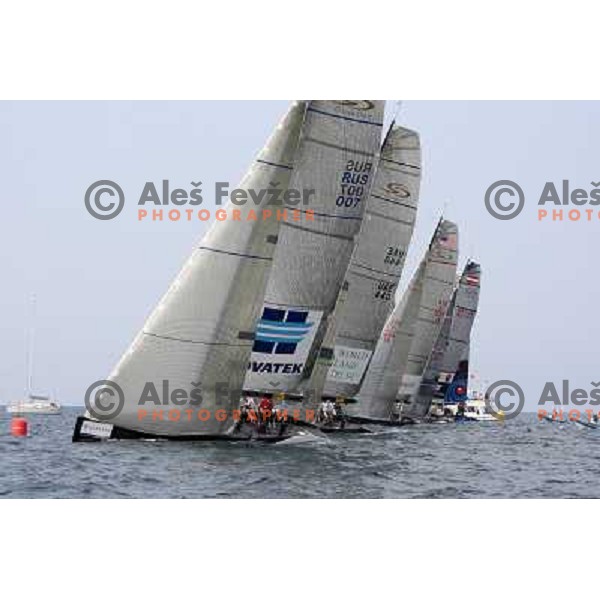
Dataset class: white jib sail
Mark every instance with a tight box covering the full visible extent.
[350,259,427,420]
[87,102,307,436]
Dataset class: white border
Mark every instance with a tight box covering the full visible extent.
[0,500,593,599]
[2,2,597,596]
[2,1,599,99]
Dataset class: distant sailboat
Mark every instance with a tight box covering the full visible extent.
[422,261,482,417]
[347,219,459,424]
[7,296,61,415]
[73,102,307,441]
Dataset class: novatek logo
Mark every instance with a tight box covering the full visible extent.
[252,308,314,355]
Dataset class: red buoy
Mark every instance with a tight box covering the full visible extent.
[11,417,28,437]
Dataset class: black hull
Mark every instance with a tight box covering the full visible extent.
[72,416,294,444]
[574,419,598,429]
[318,424,372,434]
[541,415,568,425]
[345,415,410,427]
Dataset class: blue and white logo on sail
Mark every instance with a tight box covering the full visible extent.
[245,305,324,390]
[253,308,314,355]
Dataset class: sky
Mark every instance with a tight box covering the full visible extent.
[0,101,598,409]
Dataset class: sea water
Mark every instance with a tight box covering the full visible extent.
[1,407,598,498]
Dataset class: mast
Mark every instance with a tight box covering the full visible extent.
[26,294,36,398]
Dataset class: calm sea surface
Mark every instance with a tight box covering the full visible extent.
[1,407,599,498]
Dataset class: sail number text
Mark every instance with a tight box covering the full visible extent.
[336,160,373,208]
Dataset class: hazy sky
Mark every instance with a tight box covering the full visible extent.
[1,101,598,409]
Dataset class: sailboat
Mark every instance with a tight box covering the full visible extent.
[397,221,459,421]
[7,393,61,415]
[322,124,421,402]
[73,101,307,441]
[346,219,459,425]
[422,261,482,420]
[7,296,62,415]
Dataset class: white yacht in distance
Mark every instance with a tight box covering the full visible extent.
[465,397,496,421]
[434,392,499,422]
[7,394,61,415]
[462,395,498,422]
[6,295,62,416]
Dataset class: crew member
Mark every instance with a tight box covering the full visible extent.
[324,399,336,424]
[259,395,274,431]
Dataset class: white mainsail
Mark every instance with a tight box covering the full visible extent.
[85,102,307,436]
[244,101,385,400]
[322,124,421,400]
[398,220,459,418]
[351,219,459,421]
